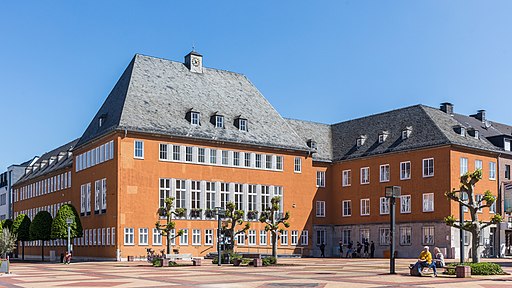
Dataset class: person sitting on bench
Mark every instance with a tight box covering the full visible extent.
[433,247,445,268]
[417,246,437,277]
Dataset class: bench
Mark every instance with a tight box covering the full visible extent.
[165,253,193,261]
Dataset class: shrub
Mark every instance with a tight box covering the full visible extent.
[152,258,162,267]
[446,262,505,275]
[262,256,277,266]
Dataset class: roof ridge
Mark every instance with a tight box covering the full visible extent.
[332,104,424,126]
[417,105,453,145]
[285,117,331,126]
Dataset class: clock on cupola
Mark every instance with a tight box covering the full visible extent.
[184,50,203,73]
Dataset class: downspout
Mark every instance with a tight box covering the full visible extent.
[497,153,502,257]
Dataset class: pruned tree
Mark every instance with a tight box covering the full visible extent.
[221,201,250,251]
[445,169,502,263]
[1,219,13,233]
[12,214,31,260]
[51,204,83,242]
[155,197,184,254]
[29,211,53,261]
[259,196,290,259]
[0,228,17,258]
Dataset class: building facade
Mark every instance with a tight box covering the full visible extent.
[10,52,511,260]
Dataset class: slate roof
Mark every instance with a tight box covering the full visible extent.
[15,138,79,185]
[77,54,309,153]
[321,105,500,162]
[286,119,332,162]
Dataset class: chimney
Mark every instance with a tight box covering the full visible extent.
[471,110,486,122]
[184,50,203,73]
[440,102,454,115]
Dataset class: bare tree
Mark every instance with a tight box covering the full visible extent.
[445,169,502,263]
[221,201,250,251]
[155,197,184,254]
[259,196,290,260]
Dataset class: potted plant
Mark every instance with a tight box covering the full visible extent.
[205,209,215,219]
[247,210,258,220]
[174,208,187,219]
[190,208,202,218]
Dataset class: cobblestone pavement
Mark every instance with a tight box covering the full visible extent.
[2,258,512,287]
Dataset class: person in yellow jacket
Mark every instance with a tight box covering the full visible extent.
[417,246,437,276]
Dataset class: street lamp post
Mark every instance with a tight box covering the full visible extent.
[454,190,466,264]
[385,186,401,275]
[66,218,73,253]
[215,206,226,266]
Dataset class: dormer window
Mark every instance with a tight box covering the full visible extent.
[357,135,367,147]
[215,115,224,128]
[237,118,248,132]
[453,125,466,137]
[505,139,511,152]
[379,131,389,143]
[467,128,479,139]
[98,114,107,128]
[307,139,317,150]
[402,127,412,140]
[191,112,200,125]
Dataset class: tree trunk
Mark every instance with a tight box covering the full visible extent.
[22,241,25,261]
[471,228,480,263]
[41,241,45,262]
[272,231,277,258]
[166,233,171,254]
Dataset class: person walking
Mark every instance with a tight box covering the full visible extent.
[370,241,375,258]
[346,241,353,258]
[339,240,344,258]
[319,242,326,258]
[356,241,362,257]
[363,240,369,258]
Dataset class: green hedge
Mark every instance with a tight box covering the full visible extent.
[446,262,505,275]
[262,256,277,266]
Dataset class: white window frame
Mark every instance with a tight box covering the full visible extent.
[180,229,189,245]
[399,226,412,245]
[360,198,370,216]
[300,230,308,246]
[422,158,434,177]
[380,197,390,215]
[400,161,411,180]
[152,228,162,246]
[291,230,298,245]
[205,229,213,246]
[460,157,468,176]
[360,167,370,184]
[342,169,351,187]
[134,140,144,159]
[379,227,390,245]
[239,118,248,132]
[139,228,148,246]
[192,229,201,246]
[342,200,351,217]
[422,226,435,245]
[316,171,325,187]
[400,195,411,214]
[422,193,434,212]
[215,115,224,128]
[260,230,268,245]
[191,111,200,125]
[294,157,302,173]
[380,164,390,182]
[316,201,326,217]
[281,230,288,245]
[475,160,483,171]
[124,228,134,245]
[248,230,256,246]
[489,162,496,180]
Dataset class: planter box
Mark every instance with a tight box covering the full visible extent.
[253,258,262,267]
[456,265,471,278]
[233,259,242,266]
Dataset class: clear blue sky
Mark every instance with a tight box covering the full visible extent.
[1,1,512,170]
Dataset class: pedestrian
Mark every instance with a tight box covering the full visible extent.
[339,240,343,258]
[346,241,353,258]
[370,241,375,258]
[65,251,72,264]
[363,240,369,258]
[356,241,362,257]
[319,242,326,258]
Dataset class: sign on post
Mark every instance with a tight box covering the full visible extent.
[385,186,401,198]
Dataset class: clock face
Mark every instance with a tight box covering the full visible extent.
[192,58,200,67]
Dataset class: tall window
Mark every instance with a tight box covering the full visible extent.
[261,185,270,210]
[134,140,144,159]
[281,230,288,245]
[255,154,262,168]
[423,193,434,212]
[294,157,302,173]
[245,153,251,167]
[205,182,216,210]
[180,229,189,245]
[152,228,162,245]
[185,146,193,162]
[192,229,201,245]
[291,230,299,245]
[175,180,186,209]
[191,112,200,125]
[173,145,181,161]
[233,152,240,166]
[124,228,134,245]
[505,165,511,180]
[476,194,483,213]
[316,230,326,245]
[210,149,217,164]
[316,201,325,217]
[139,228,148,245]
[159,179,170,209]
[94,180,101,213]
[198,148,205,163]
[380,164,390,182]
[400,161,411,180]
[475,159,483,170]
[234,184,243,211]
[360,229,369,243]
[399,227,412,245]
[422,226,435,245]
[260,230,268,245]
[460,157,468,175]
[265,155,272,169]
[342,200,351,216]
[300,230,309,245]
[400,195,411,213]
[248,185,257,212]
[342,170,351,187]
[220,182,230,209]
[380,197,390,215]
[342,229,351,245]
[191,181,201,210]
[159,144,168,160]
[379,227,390,245]
[360,199,370,216]
[239,118,248,131]
[489,162,496,180]
[222,151,229,165]
[423,158,434,177]
[276,156,283,170]
[360,167,370,184]
[316,171,325,187]
[205,229,213,245]
[248,230,256,245]
[215,115,224,128]
[237,232,245,245]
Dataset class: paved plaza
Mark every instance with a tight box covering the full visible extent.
[1,258,512,287]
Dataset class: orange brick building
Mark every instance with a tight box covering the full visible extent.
[12,53,512,260]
